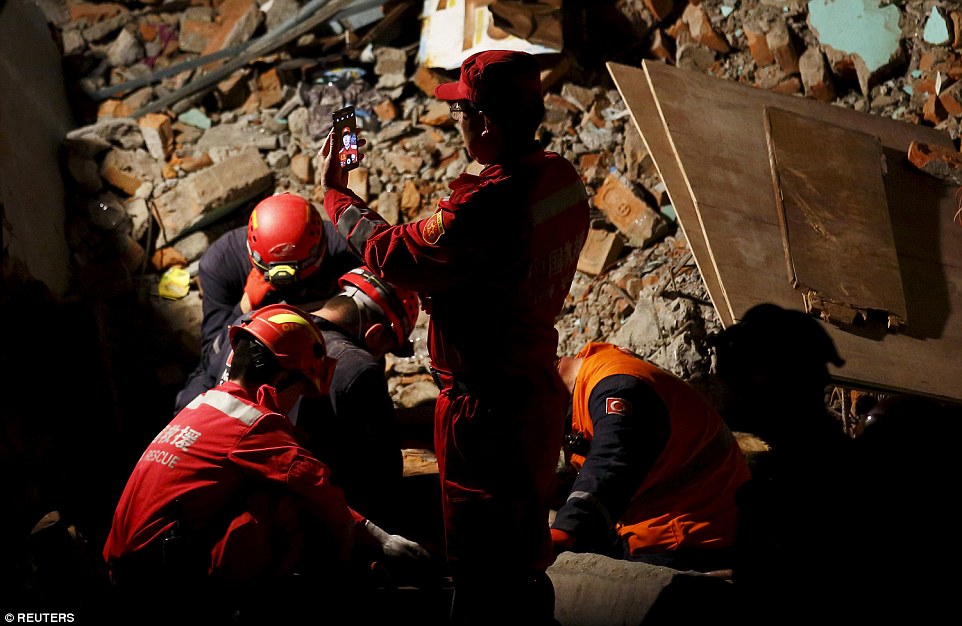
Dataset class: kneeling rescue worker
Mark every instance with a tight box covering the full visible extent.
[103,304,429,623]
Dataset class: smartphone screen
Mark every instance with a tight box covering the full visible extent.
[332,105,359,172]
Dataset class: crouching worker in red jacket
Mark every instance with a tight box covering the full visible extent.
[103,304,429,625]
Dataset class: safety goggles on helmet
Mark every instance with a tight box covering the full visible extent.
[228,303,336,396]
[337,267,419,353]
[246,194,326,287]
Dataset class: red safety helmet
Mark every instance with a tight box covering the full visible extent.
[246,194,325,286]
[338,267,419,350]
[228,303,336,396]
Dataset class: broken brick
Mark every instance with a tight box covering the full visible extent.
[139,113,174,161]
[373,98,399,123]
[593,173,669,248]
[200,0,261,71]
[411,65,448,98]
[683,3,730,54]
[907,140,962,185]
[923,93,949,125]
[952,11,962,49]
[291,153,313,183]
[938,80,962,117]
[256,68,285,109]
[648,28,674,63]
[644,0,675,22]
[745,27,774,67]
[800,46,836,103]
[400,179,421,216]
[577,227,623,276]
[767,20,799,75]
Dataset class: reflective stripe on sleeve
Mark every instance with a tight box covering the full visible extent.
[566,490,616,531]
[335,205,363,241]
[336,204,387,253]
[531,180,589,225]
[194,389,264,426]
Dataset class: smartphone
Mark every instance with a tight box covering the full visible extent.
[332,105,360,172]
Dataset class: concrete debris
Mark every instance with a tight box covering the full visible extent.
[44,0,962,409]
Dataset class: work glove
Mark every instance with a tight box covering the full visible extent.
[242,268,275,313]
[550,527,575,556]
[363,519,431,561]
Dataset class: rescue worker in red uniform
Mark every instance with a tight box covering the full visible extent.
[104,304,429,624]
[319,50,590,624]
[301,266,422,525]
[174,192,360,414]
[178,265,421,526]
[551,342,751,572]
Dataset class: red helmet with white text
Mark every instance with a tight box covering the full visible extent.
[246,194,325,286]
[228,303,336,395]
[338,267,419,351]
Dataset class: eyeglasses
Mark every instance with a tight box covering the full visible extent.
[449,101,482,122]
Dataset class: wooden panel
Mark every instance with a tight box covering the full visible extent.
[608,60,962,403]
[765,107,908,327]
[606,62,734,325]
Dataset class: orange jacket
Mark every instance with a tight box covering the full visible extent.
[557,342,750,555]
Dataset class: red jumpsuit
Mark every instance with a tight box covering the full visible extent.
[104,381,362,583]
[325,148,589,621]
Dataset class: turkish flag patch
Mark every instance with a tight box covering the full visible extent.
[606,397,632,416]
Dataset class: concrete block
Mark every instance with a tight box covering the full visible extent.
[106,25,143,67]
[196,121,278,151]
[548,552,736,626]
[153,148,272,239]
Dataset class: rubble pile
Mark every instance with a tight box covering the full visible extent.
[40,0,962,422]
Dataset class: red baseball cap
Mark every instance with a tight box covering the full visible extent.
[435,49,542,116]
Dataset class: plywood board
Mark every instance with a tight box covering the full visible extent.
[608,60,962,403]
[607,62,733,325]
[765,107,908,328]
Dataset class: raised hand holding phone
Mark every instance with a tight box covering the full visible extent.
[332,105,360,172]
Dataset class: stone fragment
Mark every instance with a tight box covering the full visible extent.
[800,47,836,102]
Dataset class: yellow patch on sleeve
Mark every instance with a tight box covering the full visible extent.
[421,211,445,245]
